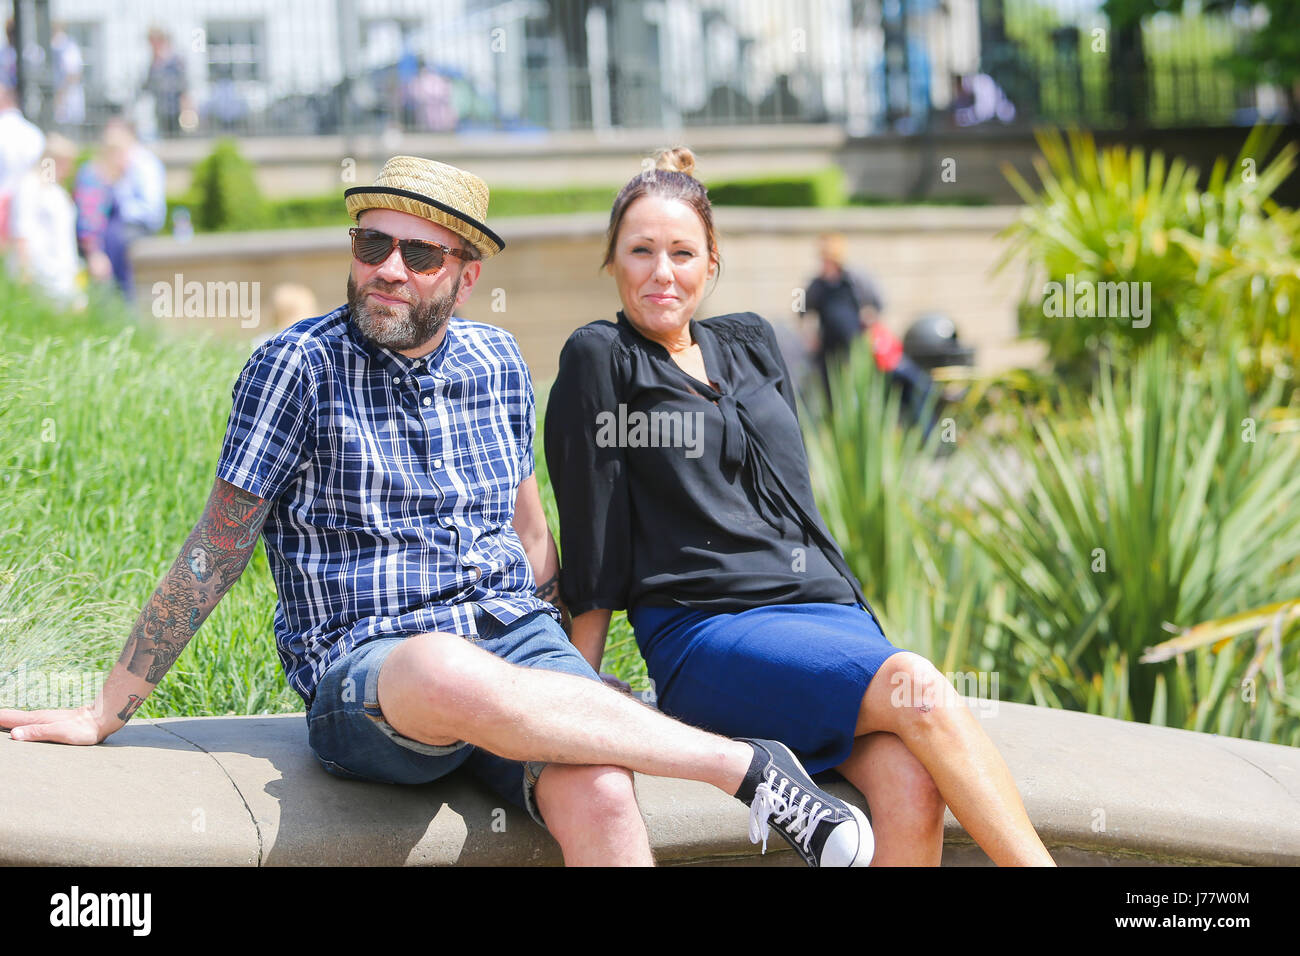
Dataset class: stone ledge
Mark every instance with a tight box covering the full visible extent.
[3,701,1297,866]
[130,206,1022,266]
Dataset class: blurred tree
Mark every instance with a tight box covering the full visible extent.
[1101,0,1184,126]
[1204,0,1300,117]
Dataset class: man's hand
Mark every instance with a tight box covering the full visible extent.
[0,704,114,746]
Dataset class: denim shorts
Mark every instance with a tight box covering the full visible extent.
[305,609,601,827]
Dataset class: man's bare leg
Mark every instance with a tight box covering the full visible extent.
[533,764,654,865]
[835,731,946,866]
[377,631,753,791]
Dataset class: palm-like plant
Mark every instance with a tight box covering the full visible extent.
[802,344,935,607]
[999,128,1203,376]
[1142,599,1300,745]
[999,126,1298,390]
[951,342,1300,725]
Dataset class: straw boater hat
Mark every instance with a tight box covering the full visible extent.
[344,156,505,260]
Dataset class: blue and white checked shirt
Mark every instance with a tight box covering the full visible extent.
[215,304,557,705]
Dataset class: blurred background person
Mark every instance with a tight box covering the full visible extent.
[142,26,189,137]
[102,116,166,299]
[74,122,126,292]
[74,116,164,300]
[408,59,457,132]
[801,232,935,427]
[0,82,44,255]
[800,232,887,388]
[2,17,43,97]
[50,22,84,129]
[250,282,319,350]
[9,132,84,310]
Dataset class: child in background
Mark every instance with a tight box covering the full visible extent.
[74,130,127,293]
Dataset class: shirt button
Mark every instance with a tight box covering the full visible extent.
[392,376,400,384]
[433,458,443,468]
[422,396,431,406]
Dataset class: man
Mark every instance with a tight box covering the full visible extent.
[802,233,888,383]
[0,156,872,868]
[801,232,933,424]
[143,27,189,137]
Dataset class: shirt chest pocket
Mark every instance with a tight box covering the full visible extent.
[459,427,518,525]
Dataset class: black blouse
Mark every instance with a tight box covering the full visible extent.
[544,309,872,619]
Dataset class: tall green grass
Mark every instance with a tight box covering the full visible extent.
[0,277,299,718]
[953,342,1300,738]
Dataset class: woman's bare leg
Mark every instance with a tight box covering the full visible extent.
[855,652,1056,866]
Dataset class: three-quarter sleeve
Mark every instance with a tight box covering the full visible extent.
[543,327,633,615]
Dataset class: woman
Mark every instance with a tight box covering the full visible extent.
[544,148,1054,866]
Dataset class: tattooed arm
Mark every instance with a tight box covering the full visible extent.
[0,478,272,745]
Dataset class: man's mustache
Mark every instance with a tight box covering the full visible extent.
[360,281,414,304]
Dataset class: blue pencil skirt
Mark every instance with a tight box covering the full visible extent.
[627,602,905,774]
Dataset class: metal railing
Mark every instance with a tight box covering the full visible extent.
[4,0,1287,144]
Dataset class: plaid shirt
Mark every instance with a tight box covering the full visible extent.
[215,305,556,705]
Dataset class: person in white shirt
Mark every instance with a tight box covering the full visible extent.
[0,83,45,251]
[9,132,84,310]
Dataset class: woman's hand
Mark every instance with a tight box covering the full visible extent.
[599,673,632,694]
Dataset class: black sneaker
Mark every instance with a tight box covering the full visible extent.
[736,738,873,867]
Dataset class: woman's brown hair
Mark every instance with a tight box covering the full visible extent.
[601,146,719,272]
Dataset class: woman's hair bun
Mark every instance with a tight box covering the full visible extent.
[653,146,697,178]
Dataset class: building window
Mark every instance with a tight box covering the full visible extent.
[205,20,264,83]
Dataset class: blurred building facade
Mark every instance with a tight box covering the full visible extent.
[5,0,1288,140]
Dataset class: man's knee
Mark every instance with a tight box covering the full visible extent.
[535,764,640,825]
[377,631,500,745]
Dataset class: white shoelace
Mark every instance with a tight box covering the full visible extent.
[748,771,834,855]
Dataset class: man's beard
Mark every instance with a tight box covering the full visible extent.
[347,273,461,352]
